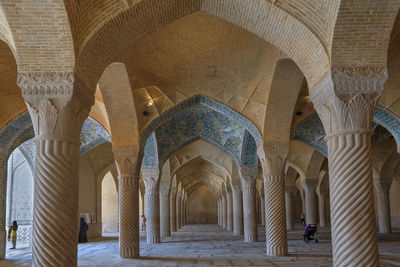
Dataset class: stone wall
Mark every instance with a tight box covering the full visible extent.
[187,186,217,224]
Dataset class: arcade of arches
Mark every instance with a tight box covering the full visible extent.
[1,1,400,266]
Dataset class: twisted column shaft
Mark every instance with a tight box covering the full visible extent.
[260,194,265,226]
[327,133,378,265]
[119,175,139,258]
[222,193,227,229]
[374,179,392,233]
[32,139,81,266]
[285,186,296,231]
[303,180,318,225]
[170,192,177,232]
[226,188,233,231]
[241,177,258,242]
[231,183,243,235]
[310,66,386,266]
[317,190,328,227]
[20,86,93,266]
[264,174,287,256]
[160,183,171,238]
[114,149,141,259]
[176,195,181,229]
[144,175,160,244]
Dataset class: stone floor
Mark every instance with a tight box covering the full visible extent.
[1,224,400,266]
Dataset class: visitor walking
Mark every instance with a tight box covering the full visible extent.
[8,220,18,249]
[78,216,89,243]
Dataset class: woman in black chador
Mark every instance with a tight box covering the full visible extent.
[78,217,88,243]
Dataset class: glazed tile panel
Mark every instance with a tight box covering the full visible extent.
[291,105,398,156]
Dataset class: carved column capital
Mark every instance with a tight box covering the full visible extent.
[113,148,140,177]
[310,66,387,138]
[142,168,160,190]
[302,179,318,196]
[257,142,288,177]
[239,166,258,180]
[285,185,297,197]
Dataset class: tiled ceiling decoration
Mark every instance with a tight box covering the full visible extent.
[292,105,398,156]
[141,95,261,168]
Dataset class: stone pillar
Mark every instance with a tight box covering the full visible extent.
[180,192,185,227]
[260,193,265,226]
[114,148,140,259]
[18,72,93,266]
[240,167,258,242]
[176,192,182,229]
[317,189,328,227]
[170,189,177,232]
[258,143,288,256]
[226,184,233,231]
[160,182,171,238]
[142,168,160,244]
[303,179,318,225]
[285,186,297,231]
[217,196,221,226]
[231,181,243,235]
[222,190,227,229]
[310,66,387,266]
[374,179,392,233]
[139,180,145,216]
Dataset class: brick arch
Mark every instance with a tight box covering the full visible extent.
[2,0,74,73]
[171,155,230,184]
[140,95,261,168]
[263,59,305,144]
[331,1,400,67]
[75,0,329,93]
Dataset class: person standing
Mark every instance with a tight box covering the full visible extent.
[300,212,306,226]
[8,220,18,249]
[78,216,89,243]
[141,215,146,231]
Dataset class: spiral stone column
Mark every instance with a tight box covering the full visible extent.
[143,168,161,244]
[226,185,233,231]
[317,189,328,227]
[176,191,182,229]
[258,143,288,256]
[160,182,171,238]
[19,72,93,266]
[217,195,222,226]
[114,148,141,258]
[180,192,185,227]
[231,181,243,235]
[303,179,318,225]
[285,186,297,231]
[310,66,387,266]
[240,167,258,242]
[170,189,177,232]
[374,179,392,233]
[260,193,265,226]
[222,190,227,229]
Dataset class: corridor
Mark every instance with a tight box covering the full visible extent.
[2,225,400,267]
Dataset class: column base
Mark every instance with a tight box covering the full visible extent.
[147,236,160,244]
[120,245,139,259]
[244,235,258,242]
[266,246,288,256]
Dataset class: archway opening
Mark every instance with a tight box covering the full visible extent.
[187,185,217,224]
[5,139,35,258]
[101,171,118,235]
